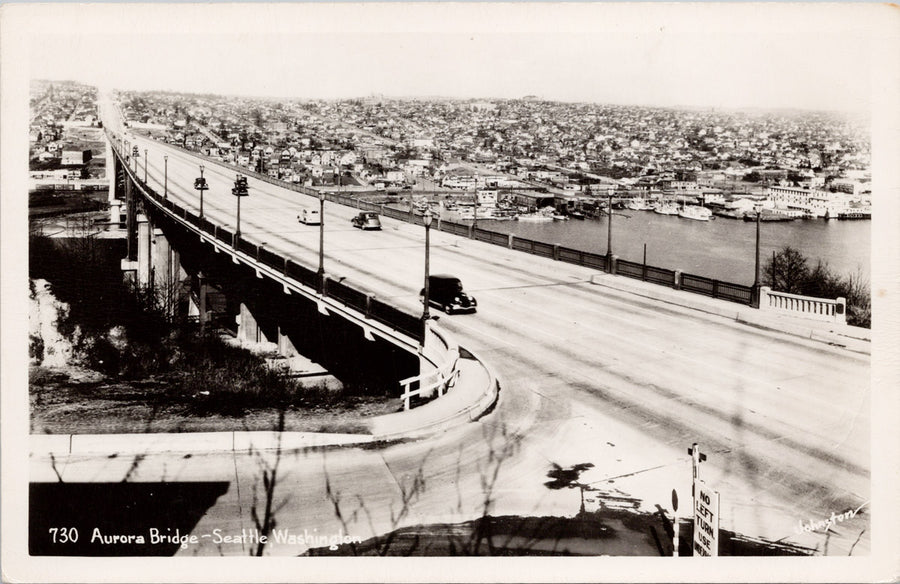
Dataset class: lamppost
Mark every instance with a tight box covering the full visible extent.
[472,190,478,235]
[318,191,326,291]
[194,165,208,219]
[143,149,148,183]
[606,193,613,259]
[422,209,433,323]
[164,155,168,198]
[752,210,762,308]
[232,173,249,241]
[132,145,139,173]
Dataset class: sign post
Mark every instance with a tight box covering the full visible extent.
[688,443,719,556]
[671,488,679,557]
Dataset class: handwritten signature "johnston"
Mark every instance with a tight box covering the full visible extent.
[795,501,869,534]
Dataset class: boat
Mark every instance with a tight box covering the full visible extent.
[569,211,585,220]
[516,213,553,223]
[678,205,713,221]
[552,214,569,221]
[653,202,679,215]
[713,209,746,220]
[742,211,797,222]
[626,198,655,211]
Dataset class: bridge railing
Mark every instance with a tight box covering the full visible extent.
[107,136,425,346]
[116,132,755,309]
[398,325,460,411]
[759,286,846,324]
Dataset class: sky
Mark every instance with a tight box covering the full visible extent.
[12,3,884,112]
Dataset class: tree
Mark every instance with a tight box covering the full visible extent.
[764,246,808,294]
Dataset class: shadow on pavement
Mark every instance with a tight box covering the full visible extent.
[30,482,230,556]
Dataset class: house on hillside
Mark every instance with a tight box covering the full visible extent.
[61,149,92,166]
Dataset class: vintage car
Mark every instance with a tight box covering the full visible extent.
[420,274,477,314]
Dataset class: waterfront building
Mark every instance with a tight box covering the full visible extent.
[767,185,870,219]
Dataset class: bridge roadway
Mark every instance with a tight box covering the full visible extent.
[58,118,870,556]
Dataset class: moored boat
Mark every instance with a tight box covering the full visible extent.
[626,198,655,211]
[653,202,679,215]
[678,205,713,221]
[516,214,553,222]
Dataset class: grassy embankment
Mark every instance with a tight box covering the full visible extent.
[29,232,397,434]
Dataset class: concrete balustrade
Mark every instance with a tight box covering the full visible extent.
[399,324,461,411]
[759,286,847,324]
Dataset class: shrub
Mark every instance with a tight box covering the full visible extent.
[764,247,870,328]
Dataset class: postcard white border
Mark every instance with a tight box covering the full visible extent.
[3,3,899,582]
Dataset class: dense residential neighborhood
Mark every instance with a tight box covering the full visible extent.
[99,87,870,220]
[27,81,872,223]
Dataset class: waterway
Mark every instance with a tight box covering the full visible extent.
[452,211,871,286]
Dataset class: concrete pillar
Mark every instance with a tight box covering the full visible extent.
[152,228,174,314]
[608,254,618,276]
[674,270,682,290]
[125,178,137,260]
[277,326,298,357]
[508,234,514,249]
[758,286,771,311]
[114,156,126,201]
[136,214,151,287]
[238,302,268,344]
[197,271,209,332]
[835,297,847,324]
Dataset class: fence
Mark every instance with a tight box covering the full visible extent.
[759,287,846,324]
[116,133,755,308]
[398,326,460,410]
[108,137,426,346]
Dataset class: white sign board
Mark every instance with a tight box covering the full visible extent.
[693,479,719,556]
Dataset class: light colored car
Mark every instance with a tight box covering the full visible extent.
[351,212,382,230]
[298,207,321,225]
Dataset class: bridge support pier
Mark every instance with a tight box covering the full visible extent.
[277,325,298,357]
[109,199,123,226]
[136,214,151,287]
[187,271,210,331]
[237,302,269,345]
[125,176,137,262]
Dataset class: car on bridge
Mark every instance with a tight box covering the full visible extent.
[298,207,321,225]
[351,212,382,230]
[420,274,477,314]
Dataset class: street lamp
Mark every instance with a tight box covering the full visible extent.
[232,173,249,241]
[752,210,762,308]
[606,193,613,260]
[422,209,433,323]
[318,191,326,290]
[143,149,148,183]
[132,145,139,173]
[472,190,478,235]
[194,165,208,219]
[164,155,168,198]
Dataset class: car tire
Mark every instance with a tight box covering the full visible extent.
[444,305,452,314]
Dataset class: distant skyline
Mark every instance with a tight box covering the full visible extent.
[14,3,882,113]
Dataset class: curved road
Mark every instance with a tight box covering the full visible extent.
[42,107,870,556]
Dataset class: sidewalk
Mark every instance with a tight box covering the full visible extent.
[589,273,871,354]
[30,346,499,456]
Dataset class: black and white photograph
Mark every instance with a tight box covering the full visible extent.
[2,2,898,582]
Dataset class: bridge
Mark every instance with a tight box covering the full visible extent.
[27,99,871,558]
